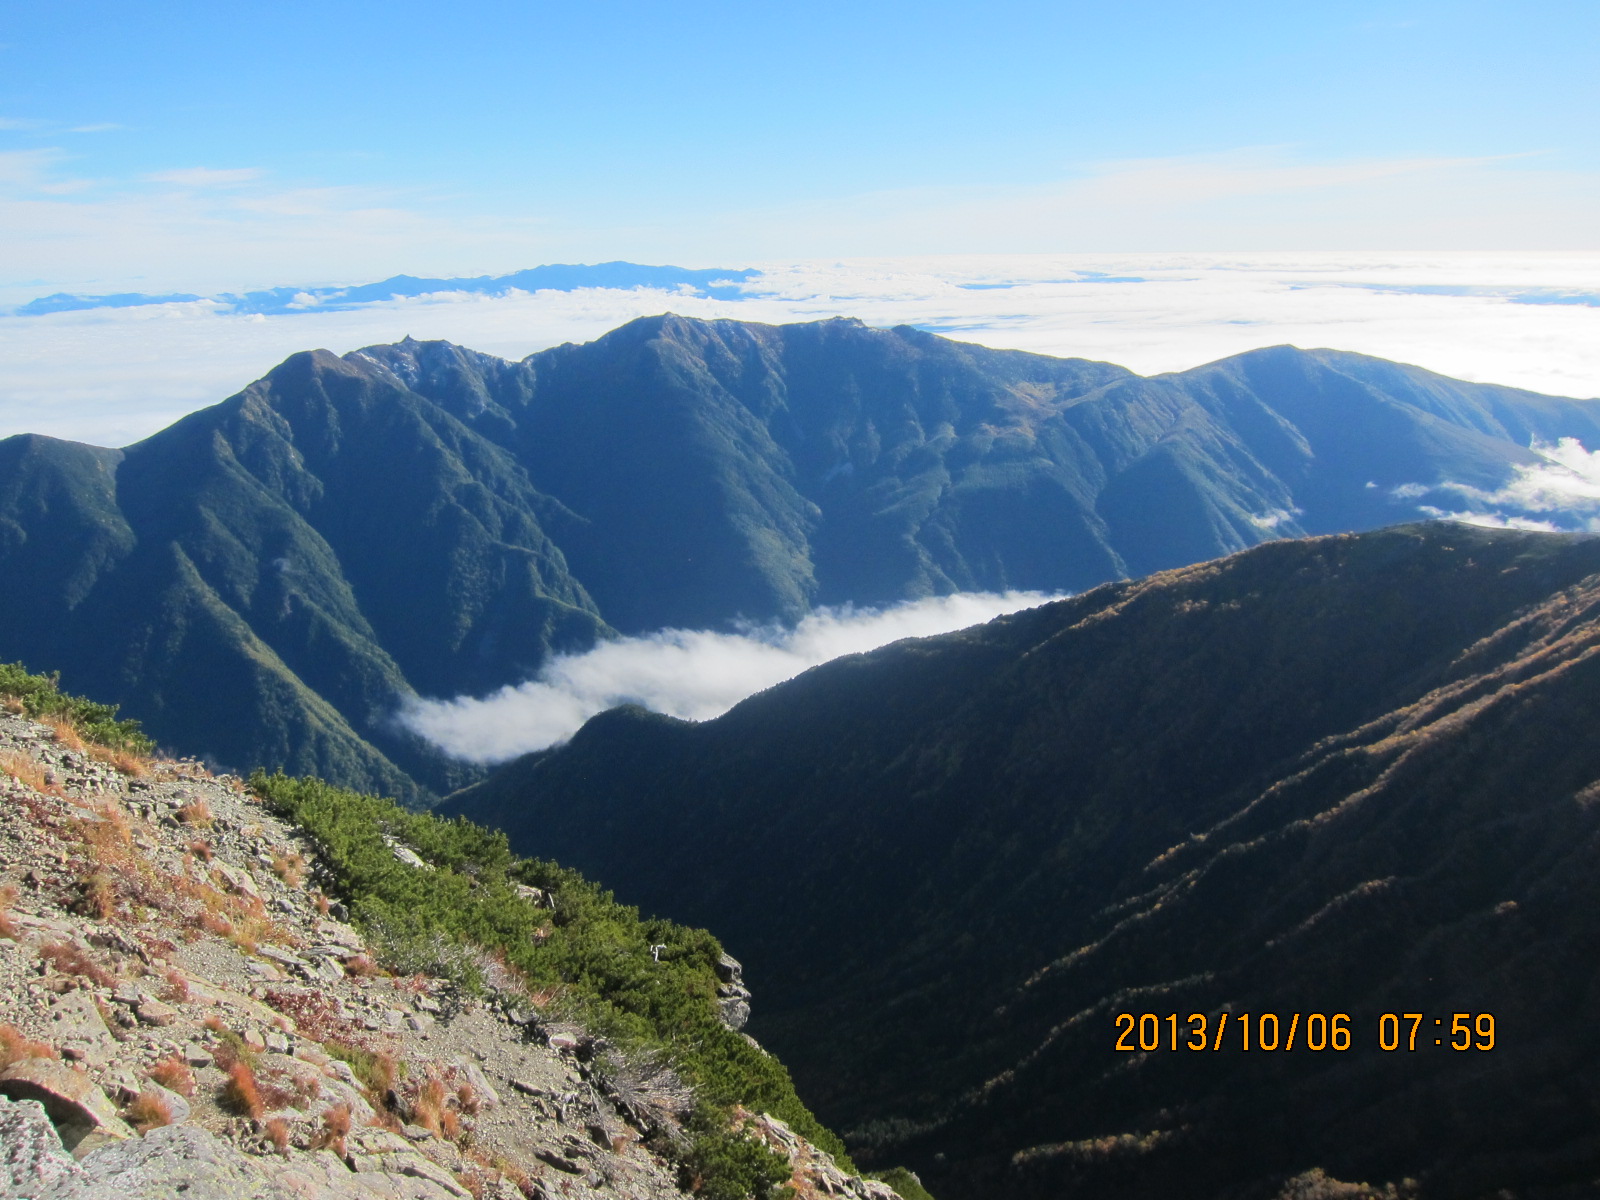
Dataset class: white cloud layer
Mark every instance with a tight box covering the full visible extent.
[4,252,1600,446]
[1413,438,1600,533]
[399,591,1059,764]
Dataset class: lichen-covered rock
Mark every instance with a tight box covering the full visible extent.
[0,1058,134,1153]
[0,1096,86,1197]
[64,1123,293,1200]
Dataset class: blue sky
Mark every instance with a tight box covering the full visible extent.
[1,1,1596,293]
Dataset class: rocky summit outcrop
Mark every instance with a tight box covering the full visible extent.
[0,708,901,1200]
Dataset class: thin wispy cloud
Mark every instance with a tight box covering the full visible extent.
[399,591,1059,764]
[1411,438,1600,533]
[0,148,69,187]
[143,167,265,187]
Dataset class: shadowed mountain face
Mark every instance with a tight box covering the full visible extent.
[446,524,1600,1199]
[2,314,1599,796]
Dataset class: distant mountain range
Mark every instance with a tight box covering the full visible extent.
[11,261,758,316]
[446,522,1600,1199]
[2,315,1599,799]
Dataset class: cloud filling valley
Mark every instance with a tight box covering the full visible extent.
[399,591,1059,764]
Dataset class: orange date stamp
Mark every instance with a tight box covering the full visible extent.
[1113,1011,1496,1052]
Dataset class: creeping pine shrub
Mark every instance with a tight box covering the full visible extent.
[680,1106,795,1200]
[0,663,154,753]
[253,768,857,1193]
[251,771,852,1152]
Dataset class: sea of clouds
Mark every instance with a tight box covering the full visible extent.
[3,252,1599,447]
[398,591,1058,763]
[8,251,1600,760]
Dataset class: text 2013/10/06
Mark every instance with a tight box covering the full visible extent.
[1112,1012,1496,1052]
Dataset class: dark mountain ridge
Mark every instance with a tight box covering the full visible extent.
[446,523,1600,1198]
[3,314,1598,797]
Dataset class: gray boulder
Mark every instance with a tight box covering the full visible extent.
[0,1096,85,1198]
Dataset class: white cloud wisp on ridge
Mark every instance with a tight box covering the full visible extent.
[1407,437,1600,532]
[399,590,1060,764]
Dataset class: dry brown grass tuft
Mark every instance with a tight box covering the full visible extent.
[261,989,352,1045]
[176,799,213,828]
[0,749,60,797]
[161,968,191,1003]
[47,719,85,752]
[123,1089,174,1132]
[197,912,233,938]
[458,1150,505,1200]
[148,1054,197,1097]
[0,884,17,941]
[456,1081,480,1115]
[64,804,135,903]
[344,954,379,979]
[223,1061,265,1120]
[270,850,306,888]
[411,1075,448,1135]
[314,1103,352,1157]
[74,872,117,921]
[0,694,23,715]
[492,1156,536,1199]
[0,1024,58,1070]
[291,1070,322,1108]
[313,892,331,915]
[264,1116,291,1156]
[39,941,116,987]
[93,745,151,778]
[368,1051,398,1105]
[367,1106,405,1133]
[187,839,213,862]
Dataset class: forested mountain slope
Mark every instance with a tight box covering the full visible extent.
[3,314,1597,797]
[447,523,1600,1199]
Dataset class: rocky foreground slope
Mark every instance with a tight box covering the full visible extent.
[0,708,903,1200]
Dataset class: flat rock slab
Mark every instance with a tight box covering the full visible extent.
[46,992,115,1068]
[0,1058,134,1152]
[63,1123,296,1200]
